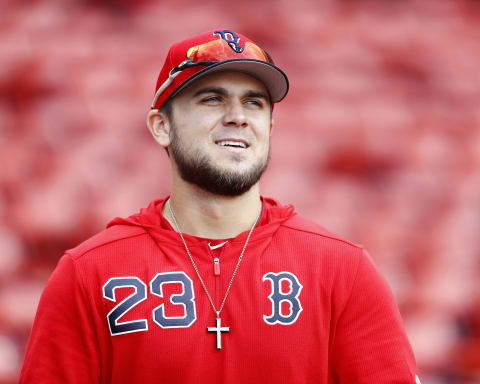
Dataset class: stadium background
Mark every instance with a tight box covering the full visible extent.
[1,0,479,382]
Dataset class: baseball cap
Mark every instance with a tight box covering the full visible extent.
[151,29,289,109]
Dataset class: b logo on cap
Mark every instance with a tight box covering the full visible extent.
[214,30,244,53]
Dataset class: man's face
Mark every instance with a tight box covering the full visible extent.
[166,71,273,196]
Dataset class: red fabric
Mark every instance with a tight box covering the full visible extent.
[20,197,418,383]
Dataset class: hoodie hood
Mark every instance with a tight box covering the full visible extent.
[107,196,296,247]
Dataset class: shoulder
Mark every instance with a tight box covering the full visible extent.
[66,224,149,261]
[280,213,363,251]
[272,213,366,277]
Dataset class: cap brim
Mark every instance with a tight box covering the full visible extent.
[169,59,289,103]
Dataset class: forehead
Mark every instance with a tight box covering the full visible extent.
[176,71,269,98]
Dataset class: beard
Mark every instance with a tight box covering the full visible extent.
[169,127,270,196]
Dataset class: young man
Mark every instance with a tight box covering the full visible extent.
[20,30,421,383]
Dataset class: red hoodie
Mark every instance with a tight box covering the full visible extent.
[20,197,419,383]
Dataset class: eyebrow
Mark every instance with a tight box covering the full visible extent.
[193,87,228,98]
[244,90,270,103]
[192,87,271,103]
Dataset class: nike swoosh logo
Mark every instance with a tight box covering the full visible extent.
[208,241,228,250]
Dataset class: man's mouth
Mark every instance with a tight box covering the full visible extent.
[215,140,249,149]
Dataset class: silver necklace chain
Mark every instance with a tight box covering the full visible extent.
[167,199,261,318]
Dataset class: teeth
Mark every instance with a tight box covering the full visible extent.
[217,141,247,148]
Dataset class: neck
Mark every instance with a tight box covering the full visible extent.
[163,179,262,239]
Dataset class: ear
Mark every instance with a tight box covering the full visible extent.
[269,118,274,136]
[147,109,172,147]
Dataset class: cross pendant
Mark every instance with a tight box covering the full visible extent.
[207,317,230,350]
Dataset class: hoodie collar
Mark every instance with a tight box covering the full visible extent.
[107,196,295,248]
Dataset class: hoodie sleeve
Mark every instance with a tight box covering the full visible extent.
[331,250,419,383]
[19,253,101,384]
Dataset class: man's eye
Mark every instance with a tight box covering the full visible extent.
[202,95,222,103]
[246,99,263,107]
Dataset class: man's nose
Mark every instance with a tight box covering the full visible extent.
[222,100,248,128]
